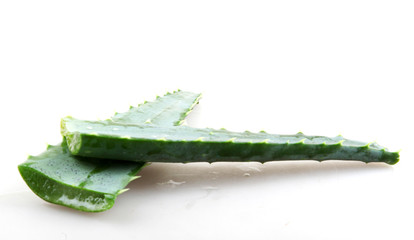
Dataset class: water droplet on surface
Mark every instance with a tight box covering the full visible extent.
[249,166,262,172]
[237,164,263,173]
[157,180,186,188]
[244,173,251,177]
[202,186,219,190]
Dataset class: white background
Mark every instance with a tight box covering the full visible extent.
[0,0,413,239]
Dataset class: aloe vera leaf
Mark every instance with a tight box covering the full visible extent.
[18,90,202,212]
[18,142,146,212]
[61,117,399,165]
[112,90,202,126]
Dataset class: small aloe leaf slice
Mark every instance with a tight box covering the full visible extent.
[62,118,399,165]
[18,142,146,212]
[18,90,202,212]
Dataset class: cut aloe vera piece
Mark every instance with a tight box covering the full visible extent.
[18,142,145,212]
[18,90,202,212]
[62,118,399,165]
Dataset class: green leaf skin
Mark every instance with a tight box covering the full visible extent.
[18,142,145,212]
[18,90,202,212]
[112,90,202,126]
[62,118,399,165]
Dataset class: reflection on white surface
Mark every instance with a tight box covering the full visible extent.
[2,160,412,240]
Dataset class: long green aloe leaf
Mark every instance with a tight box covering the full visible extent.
[61,118,399,165]
[18,90,202,212]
